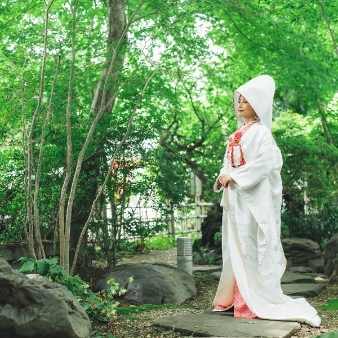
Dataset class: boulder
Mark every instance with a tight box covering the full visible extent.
[0,259,91,338]
[308,258,324,273]
[324,233,338,277]
[282,238,322,269]
[26,273,48,281]
[93,263,196,305]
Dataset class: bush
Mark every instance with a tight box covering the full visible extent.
[281,205,338,247]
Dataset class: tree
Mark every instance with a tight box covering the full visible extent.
[0,0,337,271]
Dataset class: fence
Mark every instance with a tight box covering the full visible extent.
[120,174,212,238]
[105,174,212,238]
[170,200,213,237]
[119,199,212,239]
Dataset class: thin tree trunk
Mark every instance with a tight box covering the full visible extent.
[24,0,55,260]
[33,55,61,259]
[318,108,336,146]
[59,0,78,273]
[317,0,338,56]
[21,62,35,259]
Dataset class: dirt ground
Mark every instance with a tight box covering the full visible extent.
[120,247,178,266]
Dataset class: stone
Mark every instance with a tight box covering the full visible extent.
[211,271,222,279]
[308,258,324,273]
[93,263,196,305]
[324,234,338,277]
[305,273,329,278]
[282,238,322,268]
[193,265,222,274]
[281,274,315,284]
[282,283,326,297]
[26,273,48,281]
[288,266,313,273]
[0,259,91,338]
[154,313,301,337]
[330,273,338,283]
[0,242,58,262]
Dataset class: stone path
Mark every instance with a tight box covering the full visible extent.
[154,265,328,338]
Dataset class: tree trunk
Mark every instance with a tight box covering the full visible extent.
[67,0,127,272]
[91,0,127,114]
[57,0,79,273]
[24,0,55,261]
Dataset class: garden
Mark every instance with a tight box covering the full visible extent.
[0,0,338,337]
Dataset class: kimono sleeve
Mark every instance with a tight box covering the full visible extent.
[213,149,230,192]
[230,130,273,190]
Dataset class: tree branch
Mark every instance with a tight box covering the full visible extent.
[317,0,338,56]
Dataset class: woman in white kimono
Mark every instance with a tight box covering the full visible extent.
[212,75,321,327]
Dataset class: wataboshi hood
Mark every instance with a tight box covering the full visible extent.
[233,75,275,130]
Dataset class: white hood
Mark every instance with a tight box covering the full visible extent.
[233,75,275,130]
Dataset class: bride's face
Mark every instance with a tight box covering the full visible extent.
[237,95,255,121]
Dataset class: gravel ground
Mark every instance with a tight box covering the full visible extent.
[92,248,338,338]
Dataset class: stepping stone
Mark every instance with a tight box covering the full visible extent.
[193,266,222,274]
[211,271,222,279]
[154,313,301,338]
[281,274,315,284]
[288,266,313,273]
[282,283,326,297]
[210,272,317,285]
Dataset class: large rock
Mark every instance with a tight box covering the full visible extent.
[93,263,196,305]
[324,233,338,278]
[0,259,91,338]
[282,238,322,269]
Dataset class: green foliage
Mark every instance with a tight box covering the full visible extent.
[281,206,338,247]
[193,241,218,265]
[321,299,338,311]
[273,111,338,244]
[312,332,338,338]
[91,331,116,338]
[1,0,338,267]
[117,304,176,315]
[145,234,176,250]
[117,239,138,253]
[18,257,133,323]
[213,231,221,246]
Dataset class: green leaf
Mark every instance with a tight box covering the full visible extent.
[49,264,65,277]
[321,299,338,311]
[311,332,338,338]
[19,259,35,274]
[36,260,50,276]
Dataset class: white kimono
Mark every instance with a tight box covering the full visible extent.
[213,75,321,327]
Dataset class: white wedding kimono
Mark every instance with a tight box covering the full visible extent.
[213,75,321,327]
